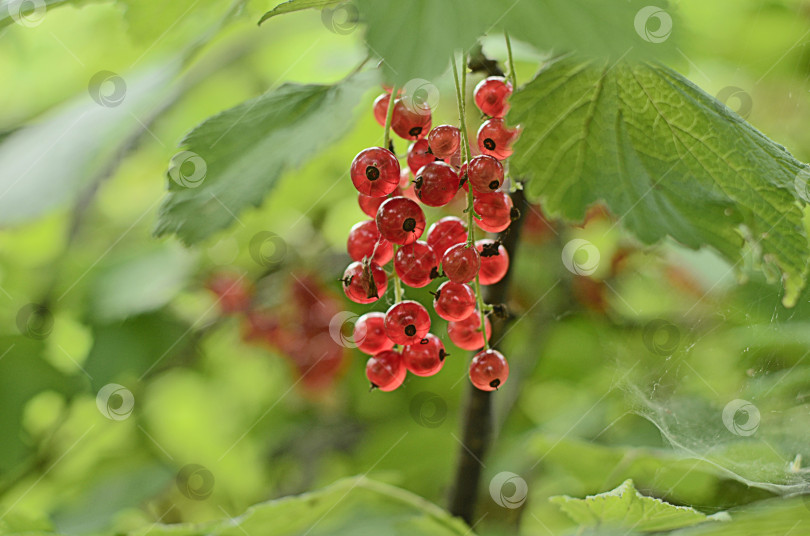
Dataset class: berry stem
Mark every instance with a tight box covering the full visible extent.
[505,31,517,89]
[383,83,398,151]
[393,245,403,303]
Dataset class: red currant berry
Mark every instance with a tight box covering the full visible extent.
[474,191,513,233]
[399,168,411,188]
[354,312,394,355]
[402,333,446,377]
[427,125,461,159]
[347,220,393,265]
[476,239,509,285]
[442,243,480,284]
[427,216,467,258]
[358,193,386,218]
[384,300,431,345]
[207,273,252,314]
[376,197,425,245]
[414,161,460,207]
[447,311,492,351]
[366,350,406,391]
[477,118,519,160]
[394,240,439,288]
[469,349,509,391]
[351,147,400,197]
[433,281,476,321]
[467,155,504,193]
[391,99,431,140]
[373,93,390,127]
[407,139,438,175]
[473,77,513,118]
[342,261,388,304]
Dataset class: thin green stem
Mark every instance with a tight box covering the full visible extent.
[505,31,517,89]
[383,84,398,151]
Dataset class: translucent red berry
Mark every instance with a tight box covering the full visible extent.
[433,281,476,321]
[402,333,446,377]
[354,312,394,355]
[469,349,508,391]
[473,77,513,118]
[373,93,390,126]
[351,147,400,197]
[347,220,393,265]
[366,350,406,391]
[414,161,460,207]
[467,155,504,193]
[376,197,425,245]
[442,243,480,284]
[384,300,431,345]
[447,311,492,351]
[477,118,519,160]
[358,193,386,218]
[391,99,431,140]
[407,139,438,175]
[427,216,467,258]
[474,191,513,233]
[342,261,388,304]
[427,125,461,159]
[399,168,411,188]
[476,239,509,285]
[394,240,438,288]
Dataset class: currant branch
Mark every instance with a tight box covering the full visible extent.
[382,84,404,304]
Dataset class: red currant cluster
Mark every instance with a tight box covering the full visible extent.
[342,75,520,393]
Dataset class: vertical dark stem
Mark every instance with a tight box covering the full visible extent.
[448,187,527,525]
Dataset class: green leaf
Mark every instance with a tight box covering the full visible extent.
[509,56,809,306]
[551,479,716,532]
[129,476,473,536]
[670,497,809,536]
[258,0,342,25]
[154,70,377,245]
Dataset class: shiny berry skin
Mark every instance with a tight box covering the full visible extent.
[358,193,386,218]
[342,261,388,304]
[391,99,431,140]
[442,243,480,284]
[433,281,476,321]
[354,312,394,355]
[474,191,513,233]
[427,125,461,159]
[407,139,438,175]
[476,240,509,285]
[473,77,513,118]
[394,241,438,288]
[402,333,446,377]
[384,300,431,345]
[427,216,467,258]
[414,161,459,207]
[399,168,411,188]
[469,349,508,391]
[477,118,519,160]
[373,93,390,126]
[347,220,393,265]
[447,311,492,351]
[467,155,504,193]
[366,350,406,391]
[376,197,425,245]
[351,147,400,197]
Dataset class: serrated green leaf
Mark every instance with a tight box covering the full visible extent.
[551,479,714,532]
[154,70,377,245]
[670,497,809,536]
[258,0,342,25]
[510,56,809,306]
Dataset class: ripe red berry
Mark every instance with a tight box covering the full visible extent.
[391,99,431,140]
[384,300,431,345]
[467,155,504,193]
[442,243,480,284]
[376,197,425,245]
[414,161,460,207]
[407,139,438,175]
[402,333,446,377]
[469,349,509,391]
[427,125,461,159]
[399,168,411,188]
[394,241,438,288]
[207,273,251,314]
[358,193,386,218]
[347,220,393,265]
[473,77,513,118]
[342,261,388,304]
[433,281,476,321]
[427,216,467,258]
[477,118,519,160]
[354,312,394,355]
[351,147,400,197]
[447,311,492,351]
[373,93,390,126]
[474,191,513,233]
[476,240,509,285]
[366,350,406,391]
